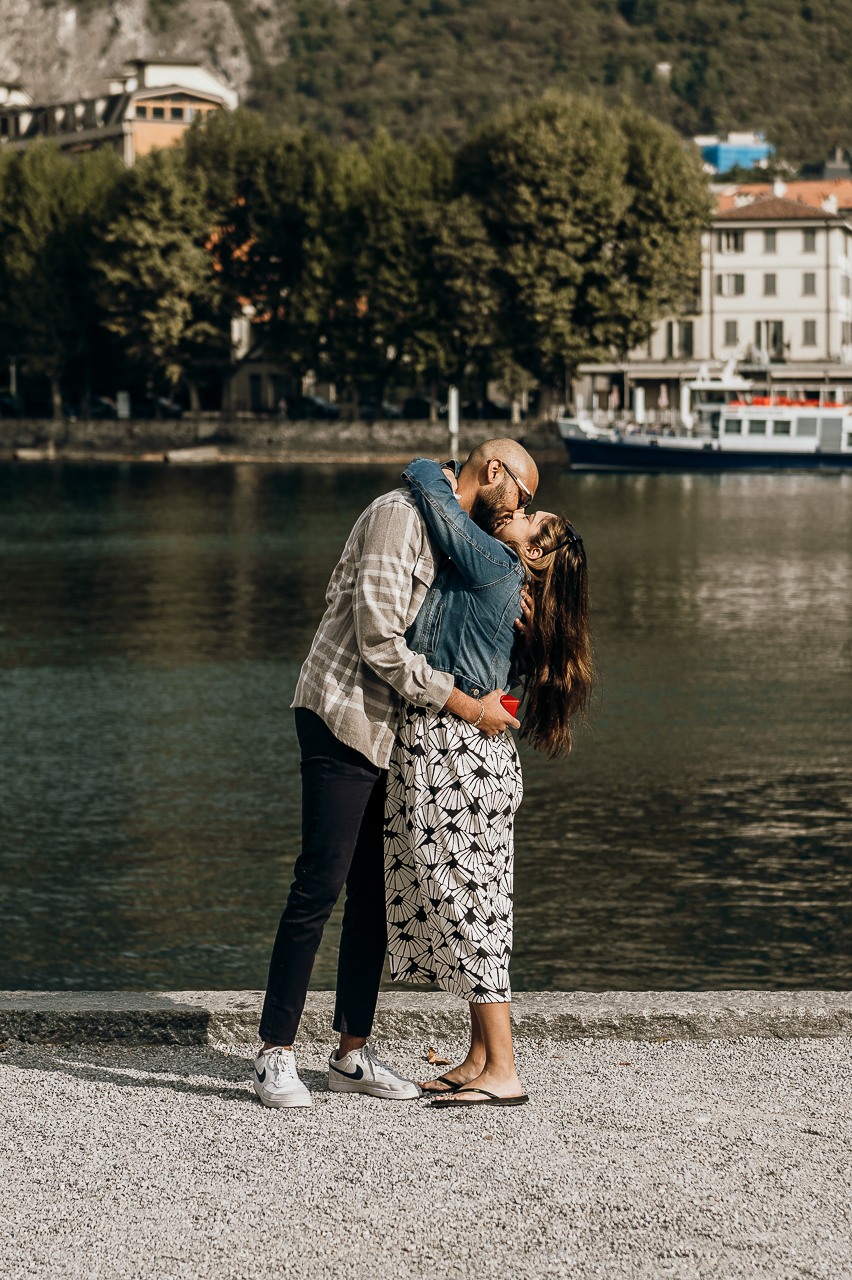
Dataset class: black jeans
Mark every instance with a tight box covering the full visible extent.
[259,708,388,1046]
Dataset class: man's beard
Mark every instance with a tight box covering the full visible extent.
[470,478,510,535]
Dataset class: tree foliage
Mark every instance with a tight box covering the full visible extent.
[233,0,852,165]
[93,147,229,396]
[0,93,710,411]
[0,143,121,418]
[453,93,712,381]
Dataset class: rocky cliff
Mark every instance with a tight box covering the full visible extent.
[0,0,254,105]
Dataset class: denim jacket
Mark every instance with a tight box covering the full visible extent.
[402,457,526,699]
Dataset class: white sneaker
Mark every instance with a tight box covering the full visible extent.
[252,1046,312,1108]
[328,1043,421,1100]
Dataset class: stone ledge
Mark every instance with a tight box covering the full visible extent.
[2,990,852,1046]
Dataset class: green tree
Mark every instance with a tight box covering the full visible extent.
[183,109,339,392]
[421,193,505,403]
[94,146,229,411]
[319,131,453,416]
[0,142,121,425]
[455,93,712,391]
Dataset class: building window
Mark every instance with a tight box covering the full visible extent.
[0,117,7,137]
[764,274,776,296]
[171,107,184,120]
[842,321,852,345]
[803,273,816,295]
[748,420,767,434]
[250,374,263,413]
[679,321,694,358]
[803,229,817,252]
[716,230,745,253]
[764,230,776,253]
[843,276,851,298]
[666,321,674,359]
[135,105,147,118]
[724,419,742,434]
[755,320,784,358]
[724,320,738,346]
[773,420,791,436]
[797,417,818,436]
[715,274,745,296]
[804,320,817,345]
[152,106,165,120]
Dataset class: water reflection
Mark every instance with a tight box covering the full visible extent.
[1,463,850,990]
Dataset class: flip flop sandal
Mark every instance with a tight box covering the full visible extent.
[430,1087,529,1109]
[419,1074,464,1095]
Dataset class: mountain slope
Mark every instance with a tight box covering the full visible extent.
[2,0,851,162]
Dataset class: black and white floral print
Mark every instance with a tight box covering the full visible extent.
[384,705,523,1003]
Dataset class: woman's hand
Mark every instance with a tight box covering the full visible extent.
[514,586,533,641]
[477,689,520,736]
[441,465,459,494]
[443,687,520,735]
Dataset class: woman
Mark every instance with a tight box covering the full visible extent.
[385,457,592,1108]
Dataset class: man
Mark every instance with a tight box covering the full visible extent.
[254,439,539,1107]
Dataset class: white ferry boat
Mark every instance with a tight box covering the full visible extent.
[559,392,852,471]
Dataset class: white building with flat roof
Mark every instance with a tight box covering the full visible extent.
[578,191,852,424]
[0,60,236,166]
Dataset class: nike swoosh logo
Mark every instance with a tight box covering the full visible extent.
[255,1066,266,1083]
[330,1061,364,1081]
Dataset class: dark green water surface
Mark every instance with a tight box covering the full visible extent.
[1,462,850,991]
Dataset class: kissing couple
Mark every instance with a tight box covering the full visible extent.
[253,438,592,1109]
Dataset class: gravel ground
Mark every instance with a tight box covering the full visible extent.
[2,1034,852,1279]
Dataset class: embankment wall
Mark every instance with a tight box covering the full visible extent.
[0,416,562,462]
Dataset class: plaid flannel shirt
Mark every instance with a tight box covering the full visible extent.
[292,486,455,769]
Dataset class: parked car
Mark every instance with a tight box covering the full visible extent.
[17,392,77,419]
[462,398,518,420]
[133,395,184,420]
[402,396,440,420]
[0,392,22,418]
[88,395,118,420]
[285,394,340,421]
[359,398,402,420]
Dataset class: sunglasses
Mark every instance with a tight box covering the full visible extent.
[499,461,533,511]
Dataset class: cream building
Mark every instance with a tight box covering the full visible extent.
[0,60,236,166]
[579,189,852,423]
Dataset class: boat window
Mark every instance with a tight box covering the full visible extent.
[724,419,742,434]
[772,420,791,435]
[796,417,818,436]
[820,418,843,451]
[748,420,767,435]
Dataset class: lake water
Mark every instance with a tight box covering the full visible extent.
[1,461,851,993]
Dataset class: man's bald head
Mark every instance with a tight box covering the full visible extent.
[462,438,539,497]
[455,437,539,533]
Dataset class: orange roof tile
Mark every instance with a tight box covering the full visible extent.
[715,178,852,213]
[718,194,838,220]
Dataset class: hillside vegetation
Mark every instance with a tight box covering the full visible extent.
[3,0,850,162]
[233,0,852,162]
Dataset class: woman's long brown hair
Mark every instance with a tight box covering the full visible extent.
[515,515,593,758]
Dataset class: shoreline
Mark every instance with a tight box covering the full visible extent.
[3,989,852,1046]
[0,417,565,467]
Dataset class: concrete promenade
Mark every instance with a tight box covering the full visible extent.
[2,992,852,1280]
